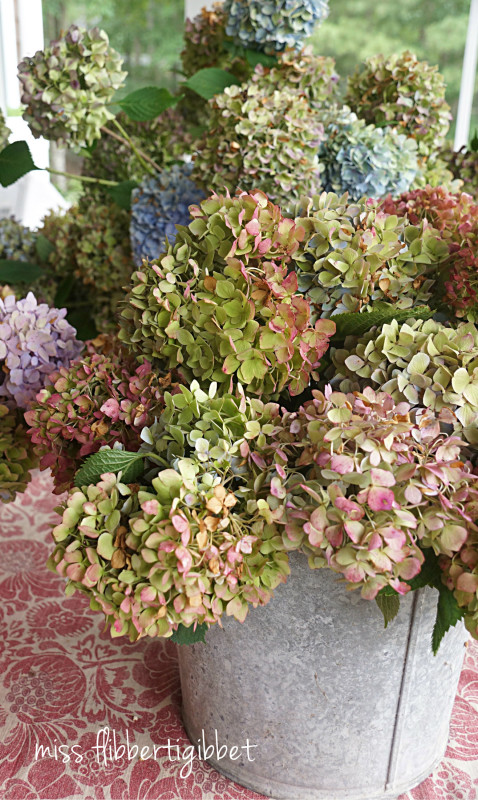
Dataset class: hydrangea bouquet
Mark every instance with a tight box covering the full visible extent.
[1,0,478,655]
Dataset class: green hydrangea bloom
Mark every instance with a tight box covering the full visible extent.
[290,192,448,319]
[0,405,37,503]
[18,25,127,148]
[330,318,478,443]
[119,190,335,398]
[191,80,323,206]
[345,51,451,159]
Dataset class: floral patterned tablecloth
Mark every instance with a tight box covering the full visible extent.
[0,470,477,800]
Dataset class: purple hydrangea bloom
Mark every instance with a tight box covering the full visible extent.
[0,292,82,408]
[130,164,205,266]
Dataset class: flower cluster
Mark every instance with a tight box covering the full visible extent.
[0,292,82,408]
[192,80,323,206]
[252,47,339,109]
[441,143,478,199]
[320,109,419,200]
[130,165,205,266]
[266,387,478,599]
[330,318,478,443]
[182,3,251,79]
[141,380,282,472]
[441,535,478,640]
[0,405,37,503]
[18,25,127,148]
[0,216,37,261]
[40,201,133,332]
[345,51,451,158]
[0,109,11,150]
[291,192,447,319]
[48,445,289,640]
[120,190,335,398]
[223,0,329,53]
[25,338,180,493]
[0,218,56,304]
[382,186,478,321]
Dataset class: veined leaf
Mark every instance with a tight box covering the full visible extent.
[0,259,42,283]
[118,87,179,121]
[0,141,39,187]
[184,68,239,100]
[331,304,435,341]
[432,587,465,655]
[105,179,139,210]
[35,234,55,263]
[74,449,145,488]
[171,622,208,645]
[376,592,400,628]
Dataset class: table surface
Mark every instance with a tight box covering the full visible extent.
[0,470,477,800]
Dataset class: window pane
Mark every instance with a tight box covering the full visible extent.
[311,0,478,139]
[42,0,184,96]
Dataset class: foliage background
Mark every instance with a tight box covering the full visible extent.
[42,0,477,140]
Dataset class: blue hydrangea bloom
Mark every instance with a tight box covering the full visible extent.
[130,164,204,266]
[320,109,419,200]
[223,0,329,52]
[0,217,37,261]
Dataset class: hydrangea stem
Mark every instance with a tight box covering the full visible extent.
[45,167,118,187]
[107,119,161,175]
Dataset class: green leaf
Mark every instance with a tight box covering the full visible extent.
[331,304,435,341]
[222,40,277,69]
[66,310,97,341]
[35,234,55,263]
[54,274,76,307]
[406,548,442,591]
[74,449,145,488]
[105,181,139,211]
[105,179,139,210]
[432,587,465,655]
[376,592,400,628]
[184,68,239,100]
[118,87,179,121]
[244,49,277,68]
[170,622,208,645]
[0,259,42,283]
[470,130,478,153]
[0,141,39,187]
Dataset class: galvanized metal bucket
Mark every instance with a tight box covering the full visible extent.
[178,552,467,800]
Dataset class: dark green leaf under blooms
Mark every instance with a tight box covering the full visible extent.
[74,449,144,488]
[54,274,76,308]
[184,67,239,99]
[0,259,42,283]
[406,548,442,591]
[66,310,98,342]
[105,179,139,211]
[376,592,400,629]
[0,141,39,187]
[118,87,179,122]
[35,234,56,263]
[243,49,278,69]
[331,303,435,342]
[432,587,465,656]
[170,623,208,645]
